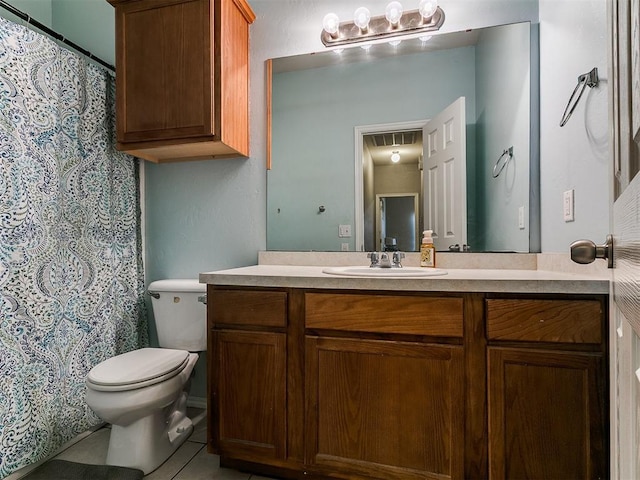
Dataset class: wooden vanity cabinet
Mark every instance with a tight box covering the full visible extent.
[107,0,255,162]
[207,287,608,480]
[208,287,288,463]
[486,297,608,480]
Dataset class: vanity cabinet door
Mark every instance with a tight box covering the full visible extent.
[487,347,607,480]
[210,330,286,462]
[305,336,465,480]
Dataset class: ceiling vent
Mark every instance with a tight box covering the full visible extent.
[371,131,419,147]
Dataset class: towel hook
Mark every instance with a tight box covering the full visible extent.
[559,67,599,127]
[492,147,514,178]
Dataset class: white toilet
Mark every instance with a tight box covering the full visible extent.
[85,279,206,474]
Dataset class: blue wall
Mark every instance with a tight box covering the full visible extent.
[475,22,532,252]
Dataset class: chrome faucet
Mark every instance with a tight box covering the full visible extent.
[367,251,404,268]
[379,252,392,268]
[392,251,405,267]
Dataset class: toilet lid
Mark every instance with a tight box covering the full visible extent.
[87,348,190,390]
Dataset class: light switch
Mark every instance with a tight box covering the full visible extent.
[563,190,574,222]
[338,224,352,237]
[518,206,525,229]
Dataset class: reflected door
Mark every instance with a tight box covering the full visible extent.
[376,194,419,251]
[423,97,467,250]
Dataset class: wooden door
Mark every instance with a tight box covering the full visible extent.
[211,330,286,461]
[423,97,467,251]
[305,336,465,480]
[488,347,606,479]
[609,0,640,478]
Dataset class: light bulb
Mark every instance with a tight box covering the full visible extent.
[418,0,438,20]
[353,7,371,31]
[322,13,340,37]
[389,39,402,47]
[419,35,433,43]
[360,43,372,50]
[385,1,404,26]
[391,151,401,163]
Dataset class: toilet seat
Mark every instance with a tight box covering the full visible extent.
[87,348,190,392]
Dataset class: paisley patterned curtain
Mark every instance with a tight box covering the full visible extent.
[0,17,147,478]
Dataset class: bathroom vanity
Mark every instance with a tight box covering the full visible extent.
[201,264,609,480]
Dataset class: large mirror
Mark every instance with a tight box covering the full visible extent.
[267,22,539,253]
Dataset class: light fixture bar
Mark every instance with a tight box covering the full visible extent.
[321,7,444,47]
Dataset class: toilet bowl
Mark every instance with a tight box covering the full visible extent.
[85,279,206,474]
[86,348,198,473]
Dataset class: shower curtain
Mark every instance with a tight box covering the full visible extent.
[0,17,147,478]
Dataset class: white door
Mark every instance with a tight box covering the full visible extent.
[608,0,640,478]
[423,97,466,251]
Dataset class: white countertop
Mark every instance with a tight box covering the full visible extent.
[199,264,610,295]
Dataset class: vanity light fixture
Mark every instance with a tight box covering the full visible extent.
[321,1,445,48]
[391,151,401,163]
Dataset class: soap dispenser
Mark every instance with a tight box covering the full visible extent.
[420,230,436,267]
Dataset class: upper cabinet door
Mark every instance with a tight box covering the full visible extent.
[108,0,255,163]
[117,0,212,143]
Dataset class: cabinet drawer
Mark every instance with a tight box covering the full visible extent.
[211,290,287,328]
[486,299,602,344]
[305,293,463,337]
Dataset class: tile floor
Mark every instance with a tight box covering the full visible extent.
[13,409,278,480]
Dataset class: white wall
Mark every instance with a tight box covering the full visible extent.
[539,0,609,252]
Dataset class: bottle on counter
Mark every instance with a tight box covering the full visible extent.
[420,230,436,267]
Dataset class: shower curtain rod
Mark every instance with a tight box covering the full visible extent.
[0,0,115,72]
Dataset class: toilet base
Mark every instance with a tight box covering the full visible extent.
[105,392,194,474]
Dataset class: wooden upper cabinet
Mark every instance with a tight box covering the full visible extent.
[107,0,255,162]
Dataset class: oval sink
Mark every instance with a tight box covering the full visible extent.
[322,266,448,278]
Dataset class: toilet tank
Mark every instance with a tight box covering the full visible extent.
[148,279,207,351]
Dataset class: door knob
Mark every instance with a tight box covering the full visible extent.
[570,234,613,268]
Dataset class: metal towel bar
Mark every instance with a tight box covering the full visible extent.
[559,67,599,127]
[492,147,514,178]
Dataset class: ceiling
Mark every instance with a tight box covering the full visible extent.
[364,129,423,166]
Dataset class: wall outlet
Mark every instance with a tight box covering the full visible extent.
[341,243,350,251]
[518,206,525,229]
[338,224,352,237]
[563,189,575,222]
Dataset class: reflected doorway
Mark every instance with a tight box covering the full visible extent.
[376,194,419,251]
[358,122,425,252]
